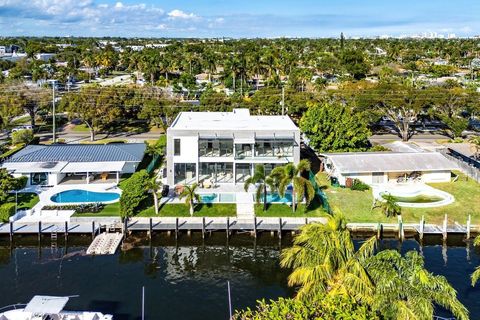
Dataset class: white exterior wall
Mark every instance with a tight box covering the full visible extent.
[173,136,199,163]
[422,170,451,183]
[48,173,65,185]
[342,173,376,185]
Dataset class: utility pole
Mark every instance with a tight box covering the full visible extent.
[52,82,56,144]
[281,86,285,116]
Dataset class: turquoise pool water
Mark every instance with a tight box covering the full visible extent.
[266,192,293,203]
[200,193,236,203]
[50,189,120,203]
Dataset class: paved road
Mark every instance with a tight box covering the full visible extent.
[37,130,162,143]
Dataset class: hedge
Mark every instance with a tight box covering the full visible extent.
[0,203,16,222]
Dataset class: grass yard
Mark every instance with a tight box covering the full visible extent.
[72,202,121,217]
[70,124,91,132]
[316,171,480,225]
[254,199,326,217]
[6,192,40,210]
[137,203,237,217]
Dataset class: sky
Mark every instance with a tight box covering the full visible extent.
[0,0,479,38]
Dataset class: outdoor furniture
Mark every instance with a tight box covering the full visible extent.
[203,179,212,189]
[101,172,109,181]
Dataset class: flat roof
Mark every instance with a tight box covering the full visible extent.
[323,152,458,174]
[169,109,299,132]
[5,143,146,163]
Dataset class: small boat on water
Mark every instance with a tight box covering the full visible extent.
[0,295,113,320]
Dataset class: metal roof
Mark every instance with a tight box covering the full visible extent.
[5,143,146,163]
[24,296,69,314]
[323,152,458,174]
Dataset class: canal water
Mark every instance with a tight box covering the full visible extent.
[1,233,480,319]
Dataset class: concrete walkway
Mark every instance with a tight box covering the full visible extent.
[235,192,254,218]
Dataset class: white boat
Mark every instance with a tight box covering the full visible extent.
[0,295,113,320]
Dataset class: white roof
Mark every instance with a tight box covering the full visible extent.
[324,152,458,174]
[24,296,69,314]
[61,161,126,173]
[2,161,68,173]
[169,109,299,131]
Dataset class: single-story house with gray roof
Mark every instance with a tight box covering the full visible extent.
[1,143,146,186]
[322,152,458,186]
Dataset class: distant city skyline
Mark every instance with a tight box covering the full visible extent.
[0,0,478,38]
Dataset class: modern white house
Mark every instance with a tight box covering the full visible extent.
[322,152,458,186]
[2,143,146,187]
[166,109,300,187]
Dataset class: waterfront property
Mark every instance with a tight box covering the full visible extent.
[322,152,457,186]
[166,109,300,187]
[2,143,146,187]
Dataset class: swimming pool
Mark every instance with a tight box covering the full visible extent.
[199,193,236,203]
[265,192,293,203]
[50,189,120,203]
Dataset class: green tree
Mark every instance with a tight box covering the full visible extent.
[0,169,26,204]
[119,170,149,219]
[373,194,401,217]
[179,183,201,216]
[11,129,34,145]
[341,49,370,80]
[244,164,275,212]
[300,102,371,152]
[145,177,161,215]
[270,160,315,212]
[366,250,469,320]
[280,214,376,300]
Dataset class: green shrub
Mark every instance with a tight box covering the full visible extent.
[0,143,25,160]
[120,170,149,219]
[12,129,34,145]
[370,145,391,152]
[0,203,16,222]
[42,203,105,213]
[350,179,370,191]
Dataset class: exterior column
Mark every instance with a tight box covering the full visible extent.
[116,172,120,184]
[86,171,89,184]
[233,162,236,185]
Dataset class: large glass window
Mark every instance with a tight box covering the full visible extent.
[235,163,251,183]
[31,172,48,185]
[199,162,234,183]
[174,139,181,156]
[235,144,253,159]
[174,163,196,185]
[199,139,233,157]
[255,140,274,157]
[274,140,294,157]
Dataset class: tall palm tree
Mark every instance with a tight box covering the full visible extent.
[271,160,315,212]
[280,214,377,301]
[244,164,275,212]
[179,183,201,216]
[366,250,469,320]
[146,177,161,215]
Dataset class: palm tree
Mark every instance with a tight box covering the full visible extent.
[271,160,315,212]
[366,250,469,320]
[146,177,161,215]
[280,214,377,301]
[179,183,201,216]
[471,236,480,286]
[244,164,275,212]
[374,193,401,217]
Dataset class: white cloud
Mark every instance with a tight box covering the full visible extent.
[167,9,197,20]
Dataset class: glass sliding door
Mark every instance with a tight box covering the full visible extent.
[216,163,233,183]
[174,163,196,185]
[235,144,253,159]
[235,163,251,183]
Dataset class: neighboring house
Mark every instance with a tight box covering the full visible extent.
[166,109,300,186]
[322,152,457,186]
[2,144,146,186]
[34,53,56,62]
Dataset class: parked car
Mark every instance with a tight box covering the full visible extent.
[11,125,33,133]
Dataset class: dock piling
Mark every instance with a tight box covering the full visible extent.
[202,217,206,239]
[253,217,257,238]
[443,214,448,241]
[397,216,404,241]
[467,215,471,240]
[278,218,282,240]
[149,218,153,239]
[305,217,308,225]
[376,223,381,239]
[38,221,42,243]
[9,221,13,243]
[91,221,95,239]
[64,221,68,241]
[175,218,179,240]
[419,216,425,240]
[226,217,230,239]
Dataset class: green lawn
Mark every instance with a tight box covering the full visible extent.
[137,203,237,217]
[255,201,326,217]
[70,124,90,132]
[72,202,121,217]
[316,172,480,224]
[7,192,40,210]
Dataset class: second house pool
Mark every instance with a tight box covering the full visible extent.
[50,189,120,203]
